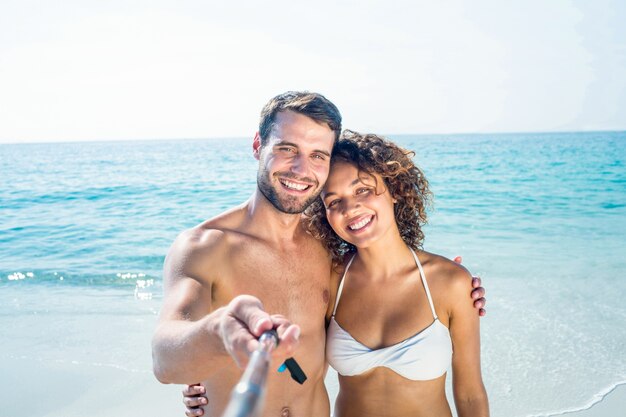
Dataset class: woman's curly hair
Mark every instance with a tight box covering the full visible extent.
[304,130,432,267]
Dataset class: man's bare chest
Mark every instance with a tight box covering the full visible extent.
[215,247,331,320]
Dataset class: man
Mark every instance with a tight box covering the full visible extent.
[152,91,486,417]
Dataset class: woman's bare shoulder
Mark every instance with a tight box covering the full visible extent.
[419,251,472,293]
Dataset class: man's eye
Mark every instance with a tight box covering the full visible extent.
[312,154,326,160]
[278,147,295,152]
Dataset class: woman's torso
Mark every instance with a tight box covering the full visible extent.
[326,249,454,417]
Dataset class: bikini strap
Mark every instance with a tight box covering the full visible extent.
[332,254,357,316]
[409,248,438,320]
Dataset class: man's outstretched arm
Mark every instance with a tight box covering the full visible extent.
[151,230,299,384]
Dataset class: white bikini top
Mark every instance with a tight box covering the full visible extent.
[326,248,452,381]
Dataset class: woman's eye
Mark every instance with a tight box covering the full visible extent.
[356,188,370,195]
[327,199,339,208]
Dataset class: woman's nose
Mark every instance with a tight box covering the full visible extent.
[342,199,360,217]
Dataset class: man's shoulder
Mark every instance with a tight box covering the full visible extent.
[172,225,226,256]
[166,207,250,272]
[177,205,250,247]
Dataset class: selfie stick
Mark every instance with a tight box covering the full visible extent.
[222,330,279,417]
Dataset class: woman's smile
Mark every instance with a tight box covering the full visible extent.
[346,214,375,232]
[322,161,397,248]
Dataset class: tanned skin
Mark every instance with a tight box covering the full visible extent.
[321,161,488,417]
[152,111,337,417]
[155,111,488,417]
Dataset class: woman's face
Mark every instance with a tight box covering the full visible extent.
[321,160,397,249]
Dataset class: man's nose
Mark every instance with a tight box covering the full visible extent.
[290,154,309,176]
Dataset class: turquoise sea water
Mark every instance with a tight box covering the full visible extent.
[1,132,625,416]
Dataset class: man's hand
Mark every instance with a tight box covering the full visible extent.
[454,256,487,316]
[181,296,300,416]
[183,384,206,417]
[219,295,301,368]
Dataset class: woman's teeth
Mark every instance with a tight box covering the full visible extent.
[349,216,372,230]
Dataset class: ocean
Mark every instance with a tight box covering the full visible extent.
[1,131,625,416]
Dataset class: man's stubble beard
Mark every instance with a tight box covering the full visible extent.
[257,171,321,215]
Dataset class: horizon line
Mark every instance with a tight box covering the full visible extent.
[1,128,624,146]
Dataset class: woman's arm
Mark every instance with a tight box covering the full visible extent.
[446,266,490,417]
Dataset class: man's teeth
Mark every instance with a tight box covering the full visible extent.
[281,179,309,191]
[349,216,372,230]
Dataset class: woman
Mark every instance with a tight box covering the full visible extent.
[186,131,489,416]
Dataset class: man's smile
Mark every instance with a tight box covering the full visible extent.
[278,177,315,193]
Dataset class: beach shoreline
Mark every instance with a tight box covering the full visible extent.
[2,354,624,417]
[545,382,626,417]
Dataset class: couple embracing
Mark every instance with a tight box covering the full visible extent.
[152,91,489,417]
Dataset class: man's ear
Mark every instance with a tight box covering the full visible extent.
[253,132,262,160]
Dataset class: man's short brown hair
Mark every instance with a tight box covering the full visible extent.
[259,91,342,145]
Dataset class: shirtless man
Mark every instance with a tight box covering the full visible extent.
[152,91,486,417]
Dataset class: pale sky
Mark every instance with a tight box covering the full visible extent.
[1,0,624,143]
